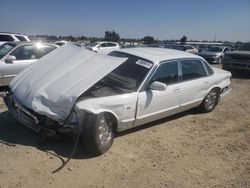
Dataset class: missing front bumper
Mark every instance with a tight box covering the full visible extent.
[4,94,42,133]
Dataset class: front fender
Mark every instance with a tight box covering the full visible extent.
[74,92,139,131]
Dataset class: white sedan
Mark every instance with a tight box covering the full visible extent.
[85,41,120,54]
[4,44,232,155]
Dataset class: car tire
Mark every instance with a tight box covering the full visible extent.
[82,113,114,155]
[198,88,220,113]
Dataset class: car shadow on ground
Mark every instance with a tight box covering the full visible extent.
[0,108,200,160]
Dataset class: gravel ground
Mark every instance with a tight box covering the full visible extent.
[0,66,249,188]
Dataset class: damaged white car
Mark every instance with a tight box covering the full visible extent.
[4,43,232,155]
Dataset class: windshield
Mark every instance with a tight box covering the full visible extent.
[207,46,223,52]
[237,43,250,51]
[100,51,153,92]
[0,43,16,60]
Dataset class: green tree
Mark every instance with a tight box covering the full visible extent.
[142,36,154,44]
[180,35,187,45]
[104,30,120,42]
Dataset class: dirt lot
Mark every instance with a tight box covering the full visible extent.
[0,66,249,188]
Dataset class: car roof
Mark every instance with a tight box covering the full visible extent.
[0,32,28,36]
[96,41,118,44]
[116,47,198,63]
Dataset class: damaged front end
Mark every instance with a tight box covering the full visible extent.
[4,92,85,138]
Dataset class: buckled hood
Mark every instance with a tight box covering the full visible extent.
[9,43,127,122]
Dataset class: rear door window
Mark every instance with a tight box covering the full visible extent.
[107,43,116,47]
[100,43,107,48]
[180,59,207,81]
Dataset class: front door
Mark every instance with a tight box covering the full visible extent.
[135,60,181,126]
[0,44,37,85]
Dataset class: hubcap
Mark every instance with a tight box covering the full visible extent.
[204,91,217,110]
[98,115,112,145]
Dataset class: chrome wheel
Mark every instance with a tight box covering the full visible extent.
[98,114,112,145]
[204,90,218,110]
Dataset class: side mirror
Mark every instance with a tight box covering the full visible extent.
[5,55,16,64]
[149,81,167,91]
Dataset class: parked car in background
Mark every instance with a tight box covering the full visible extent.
[222,42,250,72]
[55,40,68,46]
[199,46,231,64]
[0,42,57,87]
[0,32,30,46]
[150,44,187,51]
[184,45,198,54]
[197,45,209,53]
[85,41,120,54]
[4,44,231,155]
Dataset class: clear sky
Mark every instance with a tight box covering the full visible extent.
[0,0,249,42]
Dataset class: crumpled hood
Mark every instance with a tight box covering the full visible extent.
[9,43,127,122]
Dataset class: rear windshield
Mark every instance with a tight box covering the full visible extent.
[15,35,28,41]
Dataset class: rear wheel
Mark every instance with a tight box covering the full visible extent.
[199,88,220,113]
[82,113,115,155]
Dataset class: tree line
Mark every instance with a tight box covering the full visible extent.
[30,30,241,45]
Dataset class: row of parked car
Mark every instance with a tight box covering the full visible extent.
[150,42,250,73]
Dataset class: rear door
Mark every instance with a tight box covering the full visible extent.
[177,59,212,112]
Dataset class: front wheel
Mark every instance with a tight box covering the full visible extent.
[198,89,220,113]
[82,113,115,155]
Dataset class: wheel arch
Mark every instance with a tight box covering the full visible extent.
[85,110,119,132]
[211,86,221,94]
